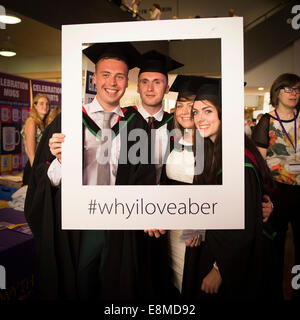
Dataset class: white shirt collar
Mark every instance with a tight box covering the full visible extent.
[86,97,124,117]
[137,105,164,122]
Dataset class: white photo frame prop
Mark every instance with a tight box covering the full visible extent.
[62,18,244,230]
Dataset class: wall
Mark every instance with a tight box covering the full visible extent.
[245,35,300,88]
[169,39,221,76]
[0,55,61,75]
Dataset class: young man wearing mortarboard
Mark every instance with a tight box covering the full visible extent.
[136,52,195,297]
[137,50,184,185]
[136,50,182,245]
[24,43,169,301]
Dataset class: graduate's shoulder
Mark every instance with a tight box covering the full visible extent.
[162,111,174,130]
[122,105,140,115]
[121,105,146,124]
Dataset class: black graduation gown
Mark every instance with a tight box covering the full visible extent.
[156,111,174,131]
[181,151,277,300]
[101,109,175,301]
[24,107,169,300]
[24,114,79,300]
[147,110,174,177]
[22,160,32,185]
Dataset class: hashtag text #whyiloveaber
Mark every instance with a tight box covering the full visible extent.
[88,198,218,219]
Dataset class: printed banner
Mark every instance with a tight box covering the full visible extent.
[84,70,97,104]
[31,79,61,106]
[0,73,30,173]
[0,72,30,105]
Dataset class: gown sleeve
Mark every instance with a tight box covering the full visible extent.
[204,160,265,298]
[100,110,173,300]
[252,114,270,149]
[24,114,60,237]
[115,108,156,185]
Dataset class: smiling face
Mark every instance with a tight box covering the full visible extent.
[175,98,195,130]
[193,99,221,142]
[93,58,128,110]
[34,97,50,120]
[277,82,300,110]
[137,72,169,113]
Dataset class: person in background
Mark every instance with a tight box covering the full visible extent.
[244,119,252,136]
[21,93,51,185]
[228,8,238,17]
[256,113,263,122]
[122,0,141,18]
[132,0,141,18]
[252,73,300,299]
[149,3,162,20]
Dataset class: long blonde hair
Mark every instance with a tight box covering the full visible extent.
[47,105,61,124]
[30,93,51,130]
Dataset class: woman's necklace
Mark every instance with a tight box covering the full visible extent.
[275,108,299,164]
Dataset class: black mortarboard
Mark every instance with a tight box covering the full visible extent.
[195,79,221,106]
[138,50,184,77]
[83,42,141,70]
[170,75,219,99]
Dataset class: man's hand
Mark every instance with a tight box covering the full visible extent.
[185,235,201,247]
[144,229,166,238]
[262,194,273,223]
[49,133,65,163]
[201,267,222,294]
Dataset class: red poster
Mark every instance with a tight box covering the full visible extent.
[31,79,61,106]
[0,72,30,104]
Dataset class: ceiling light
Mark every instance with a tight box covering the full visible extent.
[0,49,16,57]
[0,36,16,57]
[0,14,21,24]
[258,87,264,91]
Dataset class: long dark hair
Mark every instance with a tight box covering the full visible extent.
[193,131,222,185]
[193,97,222,185]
